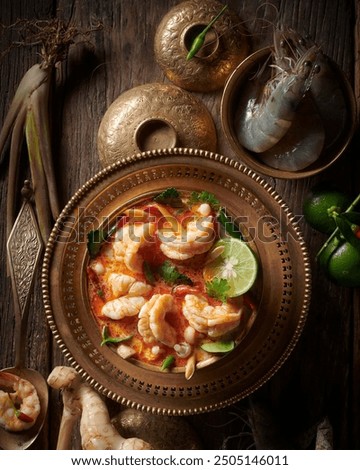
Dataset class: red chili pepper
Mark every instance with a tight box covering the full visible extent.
[15,410,34,423]
[355,227,360,239]
[7,394,34,423]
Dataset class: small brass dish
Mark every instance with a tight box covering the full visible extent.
[154,0,249,92]
[221,47,357,179]
[42,149,311,415]
[97,83,217,167]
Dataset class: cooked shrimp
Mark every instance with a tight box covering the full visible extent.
[236,42,320,153]
[138,294,177,347]
[108,273,152,297]
[0,371,40,432]
[113,222,156,273]
[48,366,152,450]
[182,294,242,338]
[159,216,215,260]
[101,296,146,320]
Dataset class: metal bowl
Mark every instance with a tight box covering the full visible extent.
[221,47,357,179]
[42,148,311,415]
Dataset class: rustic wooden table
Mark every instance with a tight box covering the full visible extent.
[0,0,359,450]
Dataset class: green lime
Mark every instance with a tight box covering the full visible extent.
[203,238,258,297]
[319,238,360,287]
[201,340,235,353]
[303,187,351,234]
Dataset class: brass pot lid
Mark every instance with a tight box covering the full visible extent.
[154,0,250,92]
[97,83,217,167]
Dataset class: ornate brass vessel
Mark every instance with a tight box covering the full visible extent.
[97,83,217,167]
[154,0,249,92]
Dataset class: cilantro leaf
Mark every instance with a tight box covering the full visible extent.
[189,191,220,210]
[154,187,183,207]
[87,223,116,258]
[206,278,230,303]
[158,260,193,285]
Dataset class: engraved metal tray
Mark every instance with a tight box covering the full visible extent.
[42,149,311,415]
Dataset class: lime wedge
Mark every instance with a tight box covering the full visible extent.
[201,340,235,353]
[203,238,258,297]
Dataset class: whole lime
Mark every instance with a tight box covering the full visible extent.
[303,187,351,234]
[319,238,360,287]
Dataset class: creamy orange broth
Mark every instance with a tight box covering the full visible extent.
[87,193,252,372]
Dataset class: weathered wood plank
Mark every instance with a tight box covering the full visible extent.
[0,0,358,449]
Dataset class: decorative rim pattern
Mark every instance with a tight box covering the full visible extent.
[41,148,311,415]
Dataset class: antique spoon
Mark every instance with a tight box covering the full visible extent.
[0,181,49,450]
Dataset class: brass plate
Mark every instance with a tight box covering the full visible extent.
[221,47,356,179]
[42,149,311,415]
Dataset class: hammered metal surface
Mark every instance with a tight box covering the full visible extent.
[7,185,44,316]
[154,0,250,92]
[97,83,217,167]
[42,149,311,415]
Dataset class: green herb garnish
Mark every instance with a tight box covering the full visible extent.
[201,340,235,353]
[87,223,116,258]
[100,326,133,347]
[154,187,183,207]
[158,260,193,285]
[161,355,175,371]
[206,278,230,303]
[217,208,243,239]
[189,190,220,210]
[143,261,156,285]
[97,289,105,299]
[186,5,228,60]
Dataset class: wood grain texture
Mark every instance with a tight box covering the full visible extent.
[0,0,358,450]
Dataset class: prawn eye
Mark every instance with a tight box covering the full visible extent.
[304,60,312,68]
[314,64,321,74]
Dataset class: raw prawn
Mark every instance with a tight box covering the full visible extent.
[48,366,152,450]
[236,40,320,153]
[108,273,152,297]
[258,95,325,171]
[0,371,40,432]
[101,296,146,320]
[182,294,242,338]
[159,215,215,260]
[275,26,348,148]
[138,294,177,347]
[113,222,156,273]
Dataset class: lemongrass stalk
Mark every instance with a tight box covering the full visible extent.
[6,106,26,240]
[25,108,52,244]
[31,66,60,220]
